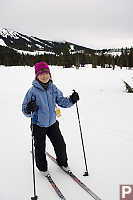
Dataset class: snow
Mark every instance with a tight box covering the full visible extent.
[0,39,7,47]
[0,28,19,39]
[30,36,45,44]
[70,44,74,50]
[35,44,44,49]
[14,49,55,55]
[18,34,31,42]
[108,51,122,57]
[0,65,133,200]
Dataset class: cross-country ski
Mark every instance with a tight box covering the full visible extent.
[46,152,102,200]
[45,174,66,200]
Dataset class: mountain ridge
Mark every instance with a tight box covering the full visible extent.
[0,28,95,54]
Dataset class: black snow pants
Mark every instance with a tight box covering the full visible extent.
[32,121,68,172]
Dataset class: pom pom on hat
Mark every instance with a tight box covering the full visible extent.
[34,61,51,78]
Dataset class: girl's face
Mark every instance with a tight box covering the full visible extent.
[37,73,50,83]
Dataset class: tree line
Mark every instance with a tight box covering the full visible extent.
[0,43,133,69]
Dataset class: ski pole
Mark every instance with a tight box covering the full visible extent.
[31,113,38,200]
[74,91,89,176]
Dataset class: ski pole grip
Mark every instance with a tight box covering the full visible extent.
[30,95,36,116]
[31,95,36,102]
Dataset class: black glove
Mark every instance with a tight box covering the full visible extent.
[26,101,36,114]
[70,91,79,104]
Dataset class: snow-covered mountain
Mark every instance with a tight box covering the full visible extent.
[0,28,94,54]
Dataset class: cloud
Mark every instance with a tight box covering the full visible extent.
[1,0,133,49]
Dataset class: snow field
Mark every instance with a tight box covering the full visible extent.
[0,65,133,200]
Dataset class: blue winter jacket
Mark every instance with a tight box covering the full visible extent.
[22,80,73,127]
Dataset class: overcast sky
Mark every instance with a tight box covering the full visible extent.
[1,0,133,49]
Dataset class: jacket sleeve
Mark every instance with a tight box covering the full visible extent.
[22,88,34,117]
[54,85,73,108]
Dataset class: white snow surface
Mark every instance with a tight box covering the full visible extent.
[0,65,133,200]
[108,52,121,57]
[15,49,55,55]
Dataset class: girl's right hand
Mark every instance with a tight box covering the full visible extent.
[26,101,36,114]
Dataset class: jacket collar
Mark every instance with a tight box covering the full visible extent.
[32,79,52,91]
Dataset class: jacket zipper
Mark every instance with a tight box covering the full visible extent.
[46,90,50,126]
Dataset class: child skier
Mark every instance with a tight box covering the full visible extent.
[22,61,79,176]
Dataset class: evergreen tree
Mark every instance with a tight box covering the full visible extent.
[62,42,72,68]
[91,54,97,68]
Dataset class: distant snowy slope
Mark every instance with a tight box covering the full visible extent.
[0,39,6,46]
[0,27,94,54]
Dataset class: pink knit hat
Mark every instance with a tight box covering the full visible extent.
[34,61,51,78]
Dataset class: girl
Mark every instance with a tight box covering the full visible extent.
[22,61,79,176]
